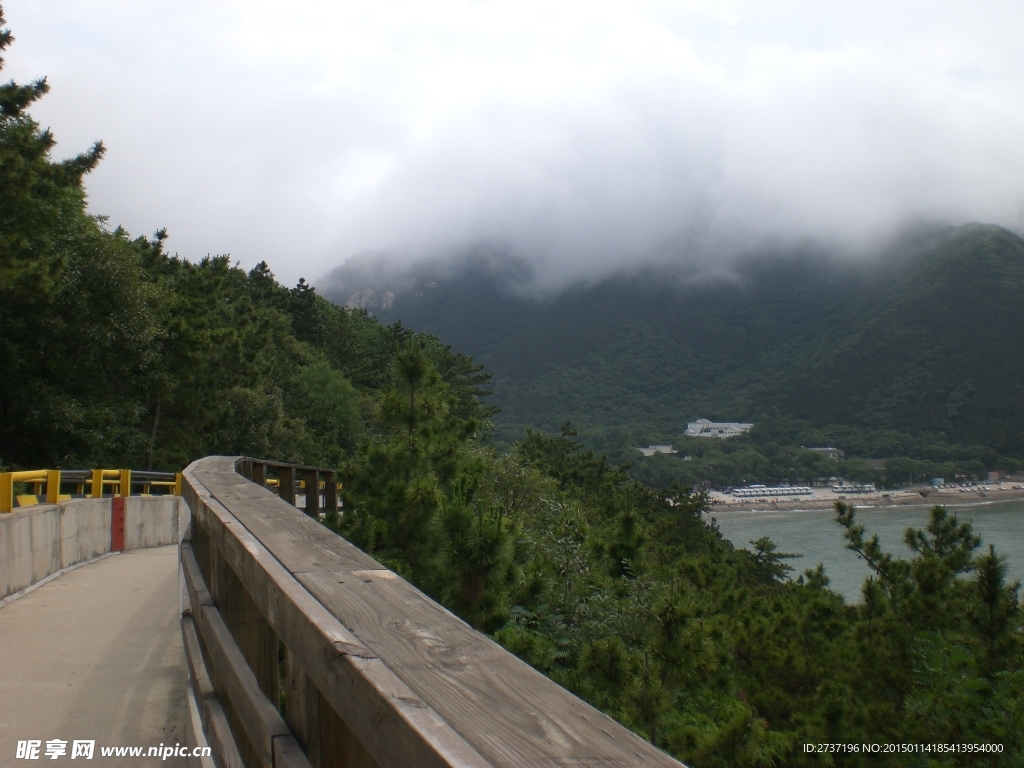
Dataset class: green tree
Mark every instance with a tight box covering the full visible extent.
[0,11,164,466]
[339,338,482,575]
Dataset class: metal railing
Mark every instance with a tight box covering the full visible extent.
[0,468,182,513]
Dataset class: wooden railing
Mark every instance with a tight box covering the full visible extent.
[179,456,683,768]
[236,459,338,518]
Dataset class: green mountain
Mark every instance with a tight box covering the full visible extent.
[321,224,1024,464]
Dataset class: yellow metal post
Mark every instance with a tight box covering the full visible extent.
[0,473,12,513]
[91,469,104,499]
[46,469,61,504]
[174,473,182,496]
[119,469,131,497]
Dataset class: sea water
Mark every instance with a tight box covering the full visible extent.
[707,500,1024,602]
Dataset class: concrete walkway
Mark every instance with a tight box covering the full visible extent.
[0,546,186,765]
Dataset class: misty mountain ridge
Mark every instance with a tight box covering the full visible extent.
[319,223,1024,459]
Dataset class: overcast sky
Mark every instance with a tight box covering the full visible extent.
[7,1,1024,289]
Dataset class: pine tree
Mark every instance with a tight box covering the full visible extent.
[339,337,482,576]
[0,7,103,296]
[0,9,165,466]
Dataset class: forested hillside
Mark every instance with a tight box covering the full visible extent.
[322,225,1024,477]
[4,12,1023,765]
[0,20,484,473]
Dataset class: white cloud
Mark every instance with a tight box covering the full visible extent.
[5,0,1024,289]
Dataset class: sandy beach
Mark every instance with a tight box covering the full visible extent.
[707,484,1024,513]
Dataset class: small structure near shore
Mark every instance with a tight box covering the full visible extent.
[637,444,678,457]
[732,484,813,498]
[831,481,876,494]
[684,419,753,438]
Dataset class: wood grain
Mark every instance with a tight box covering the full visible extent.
[183,542,312,768]
[202,472,381,574]
[283,648,322,767]
[297,570,676,767]
[181,614,245,768]
[183,458,494,768]
[182,457,685,768]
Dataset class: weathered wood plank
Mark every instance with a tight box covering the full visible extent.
[274,735,316,768]
[200,473,381,574]
[181,614,245,768]
[183,459,494,768]
[303,470,319,518]
[279,466,296,506]
[296,570,674,767]
[204,696,246,768]
[181,542,215,608]
[250,463,266,487]
[323,472,338,515]
[183,543,309,768]
[283,649,321,768]
[184,457,685,768]
[209,542,280,706]
[181,614,216,701]
[318,692,381,768]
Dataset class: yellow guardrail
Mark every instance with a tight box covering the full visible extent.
[0,469,183,513]
[261,479,330,489]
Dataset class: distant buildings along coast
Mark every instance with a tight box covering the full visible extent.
[637,445,678,457]
[684,419,754,438]
[732,485,814,498]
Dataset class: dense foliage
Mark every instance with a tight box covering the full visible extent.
[4,14,1023,766]
[337,414,1024,766]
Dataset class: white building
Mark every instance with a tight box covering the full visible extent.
[637,445,678,457]
[732,485,813,498]
[684,419,754,439]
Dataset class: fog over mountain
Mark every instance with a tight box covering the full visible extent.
[8,1,1024,290]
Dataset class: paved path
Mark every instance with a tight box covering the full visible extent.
[0,546,186,765]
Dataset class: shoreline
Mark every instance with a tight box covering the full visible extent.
[706,487,1024,514]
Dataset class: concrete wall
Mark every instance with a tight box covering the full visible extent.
[60,499,112,568]
[125,496,187,550]
[0,496,187,602]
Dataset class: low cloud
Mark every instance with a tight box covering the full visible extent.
[8,1,1024,291]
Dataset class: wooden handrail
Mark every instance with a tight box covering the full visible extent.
[180,456,684,768]
[237,458,339,518]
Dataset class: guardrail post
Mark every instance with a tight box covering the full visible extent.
[119,469,131,497]
[91,469,104,499]
[303,469,319,518]
[174,472,182,496]
[46,469,61,504]
[251,462,266,487]
[279,466,296,506]
[283,649,322,767]
[323,472,338,515]
[0,473,12,513]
